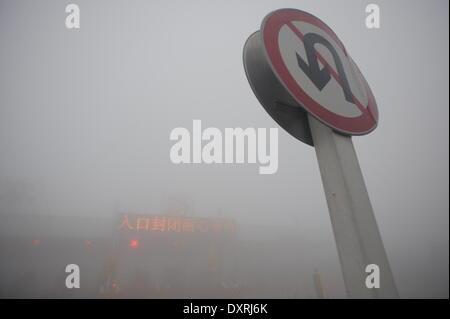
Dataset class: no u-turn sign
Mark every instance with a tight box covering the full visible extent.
[243,9,398,299]
[252,9,379,136]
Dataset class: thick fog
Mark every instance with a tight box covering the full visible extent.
[0,0,448,298]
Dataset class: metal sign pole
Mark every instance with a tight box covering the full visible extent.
[308,114,398,298]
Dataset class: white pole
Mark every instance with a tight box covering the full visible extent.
[308,114,399,298]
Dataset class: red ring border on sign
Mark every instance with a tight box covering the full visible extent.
[261,9,378,135]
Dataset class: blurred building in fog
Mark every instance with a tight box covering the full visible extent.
[0,211,323,298]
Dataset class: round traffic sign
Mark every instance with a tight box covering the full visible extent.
[248,9,378,136]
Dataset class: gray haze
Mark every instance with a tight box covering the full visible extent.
[0,0,448,298]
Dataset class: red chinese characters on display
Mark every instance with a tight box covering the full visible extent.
[118,214,236,233]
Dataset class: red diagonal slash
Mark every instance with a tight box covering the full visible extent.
[286,21,367,114]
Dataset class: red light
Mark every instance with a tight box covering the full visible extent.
[33,239,40,246]
[130,239,139,248]
[84,240,93,246]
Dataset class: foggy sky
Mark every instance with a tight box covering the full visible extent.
[0,0,448,298]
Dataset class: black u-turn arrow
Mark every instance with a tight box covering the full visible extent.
[296,33,354,104]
